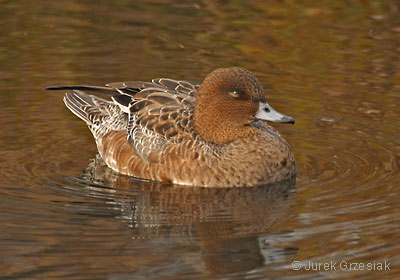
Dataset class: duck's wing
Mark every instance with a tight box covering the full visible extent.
[108,79,199,164]
[46,79,200,164]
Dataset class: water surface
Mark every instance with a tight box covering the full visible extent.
[0,1,399,279]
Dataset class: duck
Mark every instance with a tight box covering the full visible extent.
[46,67,296,187]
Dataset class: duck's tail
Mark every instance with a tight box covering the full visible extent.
[45,86,128,140]
[45,86,113,125]
[63,91,96,124]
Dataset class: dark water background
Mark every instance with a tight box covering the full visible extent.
[1,0,399,279]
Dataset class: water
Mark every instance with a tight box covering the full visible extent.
[1,0,399,279]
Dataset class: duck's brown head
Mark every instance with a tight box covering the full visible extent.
[193,67,294,144]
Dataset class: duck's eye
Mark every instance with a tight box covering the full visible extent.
[229,90,243,99]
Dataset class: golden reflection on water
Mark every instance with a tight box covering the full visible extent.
[0,0,400,279]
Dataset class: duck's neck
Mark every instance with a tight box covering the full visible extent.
[193,107,253,145]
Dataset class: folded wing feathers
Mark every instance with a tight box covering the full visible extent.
[120,79,198,162]
[152,78,200,97]
[58,78,199,163]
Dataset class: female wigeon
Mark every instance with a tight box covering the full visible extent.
[46,67,296,187]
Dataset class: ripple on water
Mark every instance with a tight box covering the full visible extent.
[299,116,399,187]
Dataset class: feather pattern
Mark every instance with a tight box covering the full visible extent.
[108,79,200,163]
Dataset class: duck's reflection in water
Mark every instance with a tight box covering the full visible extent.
[77,155,297,275]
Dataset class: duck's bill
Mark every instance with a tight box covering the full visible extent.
[255,102,295,124]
